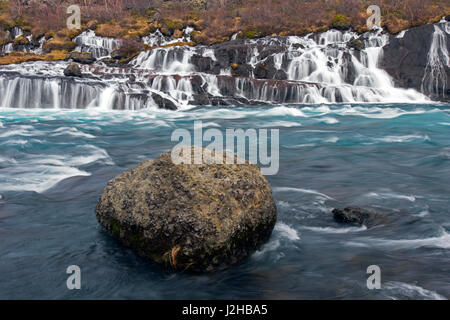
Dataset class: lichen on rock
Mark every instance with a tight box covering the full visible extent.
[95,147,277,272]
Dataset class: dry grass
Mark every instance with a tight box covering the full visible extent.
[163,245,181,269]
[0,50,68,65]
[42,37,76,52]
[0,0,448,62]
[95,21,125,38]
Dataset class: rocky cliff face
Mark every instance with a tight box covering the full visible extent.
[381,19,450,102]
[0,20,449,110]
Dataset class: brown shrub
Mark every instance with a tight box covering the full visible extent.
[42,38,76,52]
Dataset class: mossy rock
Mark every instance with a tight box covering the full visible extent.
[0,38,11,46]
[237,29,262,39]
[13,35,29,46]
[173,29,183,39]
[43,38,76,52]
[332,14,350,30]
[160,27,173,37]
[67,51,95,64]
[86,20,99,30]
[95,147,277,272]
[164,19,183,31]
[44,31,56,39]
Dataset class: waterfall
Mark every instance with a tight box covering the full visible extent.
[74,30,122,59]
[1,23,445,110]
[11,27,23,39]
[142,27,193,47]
[421,22,450,97]
[98,86,117,110]
[131,46,195,73]
[1,43,13,54]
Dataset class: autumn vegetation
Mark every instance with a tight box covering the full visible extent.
[0,0,449,64]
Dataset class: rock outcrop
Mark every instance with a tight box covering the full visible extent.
[63,63,82,77]
[381,22,450,102]
[332,207,384,227]
[95,147,277,272]
[67,52,95,64]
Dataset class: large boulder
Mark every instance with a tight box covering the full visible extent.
[63,63,82,77]
[332,207,384,227]
[95,147,277,272]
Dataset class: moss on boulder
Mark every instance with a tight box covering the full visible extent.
[95,147,277,272]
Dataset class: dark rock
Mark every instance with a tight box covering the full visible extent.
[341,51,357,84]
[348,38,364,51]
[110,49,130,60]
[254,62,270,79]
[151,92,178,110]
[254,58,287,80]
[191,54,214,73]
[274,69,288,80]
[100,58,124,67]
[67,51,95,64]
[95,147,277,272]
[332,207,384,227]
[233,64,252,77]
[214,42,251,68]
[63,63,82,77]
[160,27,172,37]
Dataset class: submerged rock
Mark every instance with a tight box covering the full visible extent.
[95,147,277,272]
[332,206,384,227]
[63,63,82,77]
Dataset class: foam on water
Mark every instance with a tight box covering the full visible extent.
[275,222,301,241]
[384,282,447,300]
[0,144,113,193]
[253,222,300,259]
[345,229,450,250]
[366,191,416,202]
[370,134,431,143]
[273,187,334,200]
[0,102,449,298]
[301,225,367,234]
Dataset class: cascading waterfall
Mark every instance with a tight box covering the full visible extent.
[142,27,194,47]
[1,23,447,110]
[131,46,196,73]
[0,26,47,55]
[421,21,450,97]
[74,30,122,59]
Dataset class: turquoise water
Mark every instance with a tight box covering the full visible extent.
[0,103,449,299]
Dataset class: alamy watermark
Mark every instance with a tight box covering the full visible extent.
[67,4,382,31]
[171,121,279,176]
[367,5,382,29]
[67,5,81,30]
[367,265,381,290]
[66,265,81,290]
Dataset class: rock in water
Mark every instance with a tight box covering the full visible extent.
[332,206,383,227]
[63,63,82,77]
[95,147,277,272]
